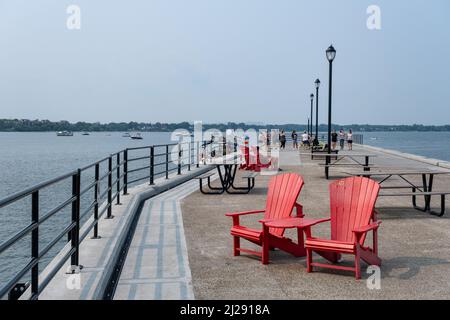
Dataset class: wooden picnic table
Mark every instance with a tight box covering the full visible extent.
[345,169,450,216]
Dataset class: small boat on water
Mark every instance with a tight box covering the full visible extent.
[130,133,143,140]
[82,132,90,136]
[56,131,73,137]
[122,132,131,138]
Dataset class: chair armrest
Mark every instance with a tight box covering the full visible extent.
[353,221,382,234]
[372,209,381,221]
[225,210,265,217]
[304,218,331,227]
[301,217,331,238]
[294,203,304,218]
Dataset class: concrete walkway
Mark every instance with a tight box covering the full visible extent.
[36,165,212,300]
[113,178,210,300]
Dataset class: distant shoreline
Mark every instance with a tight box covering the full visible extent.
[1,119,450,133]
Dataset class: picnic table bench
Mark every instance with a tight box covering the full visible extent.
[316,154,377,179]
[310,149,339,160]
[345,170,450,217]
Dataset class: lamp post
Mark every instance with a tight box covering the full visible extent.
[309,93,314,137]
[325,45,336,179]
[314,79,320,145]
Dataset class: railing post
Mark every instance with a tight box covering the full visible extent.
[196,141,200,168]
[202,141,207,165]
[188,142,191,171]
[92,163,100,239]
[165,145,169,179]
[70,169,81,267]
[124,149,128,195]
[106,156,113,219]
[150,147,154,185]
[223,137,227,156]
[31,191,39,300]
[177,144,182,175]
[116,153,121,205]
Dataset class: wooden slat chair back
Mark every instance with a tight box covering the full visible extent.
[265,173,304,237]
[329,177,380,245]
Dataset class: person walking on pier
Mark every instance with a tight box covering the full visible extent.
[279,130,286,150]
[302,131,310,148]
[347,129,353,151]
[339,129,345,150]
[291,130,298,149]
[331,129,338,150]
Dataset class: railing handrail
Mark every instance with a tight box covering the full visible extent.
[0,170,78,209]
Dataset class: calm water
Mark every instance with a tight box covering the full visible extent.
[1,130,450,293]
[361,131,450,162]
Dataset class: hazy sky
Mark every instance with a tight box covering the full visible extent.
[0,0,449,125]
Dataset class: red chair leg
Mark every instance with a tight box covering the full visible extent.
[233,236,240,256]
[262,225,270,265]
[355,247,361,280]
[306,248,313,273]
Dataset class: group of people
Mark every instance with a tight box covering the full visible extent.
[279,130,309,150]
[331,129,353,151]
[280,128,354,151]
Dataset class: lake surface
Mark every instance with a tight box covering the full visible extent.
[1,130,450,294]
[361,131,450,162]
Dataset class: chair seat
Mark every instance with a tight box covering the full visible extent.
[305,238,355,253]
[231,226,262,243]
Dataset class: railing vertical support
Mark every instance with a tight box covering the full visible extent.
[150,147,154,185]
[106,156,113,219]
[223,138,227,156]
[30,191,39,300]
[196,141,200,168]
[177,144,182,175]
[92,163,100,239]
[116,153,121,205]
[188,142,191,171]
[124,149,128,195]
[70,170,81,267]
[165,145,169,179]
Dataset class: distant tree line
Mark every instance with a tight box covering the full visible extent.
[1,119,450,132]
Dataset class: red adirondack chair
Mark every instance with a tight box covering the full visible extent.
[225,173,305,264]
[304,176,381,279]
[239,145,252,170]
[239,145,272,172]
[250,146,272,171]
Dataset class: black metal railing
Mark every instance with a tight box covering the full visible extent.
[0,139,223,300]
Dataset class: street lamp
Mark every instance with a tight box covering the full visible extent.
[325,45,336,179]
[314,79,320,145]
[309,93,314,137]
[307,117,310,137]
